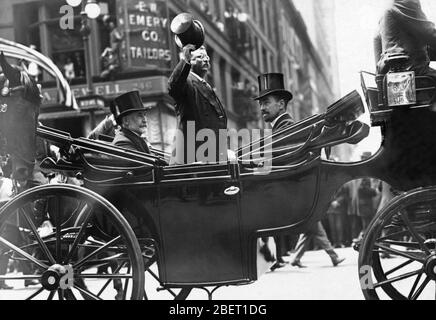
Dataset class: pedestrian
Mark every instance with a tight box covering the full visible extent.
[327,184,350,248]
[348,180,363,242]
[356,177,380,238]
[169,15,227,164]
[254,72,298,271]
[110,91,151,154]
[290,221,346,268]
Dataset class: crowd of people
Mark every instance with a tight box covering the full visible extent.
[323,174,385,250]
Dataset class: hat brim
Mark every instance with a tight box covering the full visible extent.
[116,108,147,120]
[174,20,205,50]
[254,89,293,101]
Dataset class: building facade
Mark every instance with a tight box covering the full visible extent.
[0,0,340,153]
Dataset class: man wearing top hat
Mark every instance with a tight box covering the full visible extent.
[111,90,151,154]
[254,73,294,133]
[168,13,227,164]
[254,73,296,271]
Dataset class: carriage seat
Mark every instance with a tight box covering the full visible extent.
[39,153,156,185]
[80,152,156,185]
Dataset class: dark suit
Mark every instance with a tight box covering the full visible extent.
[112,129,150,154]
[374,0,436,75]
[272,113,294,133]
[168,60,227,164]
[271,113,298,262]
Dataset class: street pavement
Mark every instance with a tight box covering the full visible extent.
[1,247,435,300]
[186,247,364,300]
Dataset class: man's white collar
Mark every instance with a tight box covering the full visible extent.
[271,113,288,128]
[190,71,207,83]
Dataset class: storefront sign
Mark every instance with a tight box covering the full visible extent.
[119,0,171,70]
[41,76,168,107]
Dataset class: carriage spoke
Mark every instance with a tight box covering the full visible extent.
[373,269,422,289]
[385,259,414,277]
[19,207,56,265]
[380,240,420,250]
[62,200,86,227]
[63,204,93,264]
[75,284,103,300]
[58,289,64,300]
[0,275,41,281]
[374,243,426,263]
[47,290,56,300]
[408,272,423,300]
[410,276,431,300]
[76,274,132,280]
[0,236,48,269]
[377,229,410,242]
[64,289,77,300]
[122,265,131,300]
[73,236,122,269]
[96,262,126,297]
[53,196,62,263]
[400,210,431,255]
[25,287,45,300]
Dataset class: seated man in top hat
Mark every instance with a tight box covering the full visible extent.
[254,73,297,271]
[168,14,227,165]
[254,73,294,133]
[111,91,151,154]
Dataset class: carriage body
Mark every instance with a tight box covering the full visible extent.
[36,78,435,290]
[81,156,325,287]
[34,87,371,288]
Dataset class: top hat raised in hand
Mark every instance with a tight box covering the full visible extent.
[111,91,146,124]
[170,13,205,50]
[254,73,293,102]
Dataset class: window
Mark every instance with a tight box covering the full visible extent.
[13,0,114,82]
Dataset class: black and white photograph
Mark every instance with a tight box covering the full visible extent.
[0,0,436,304]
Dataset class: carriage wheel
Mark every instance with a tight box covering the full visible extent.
[0,184,144,300]
[358,187,436,300]
[73,208,192,300]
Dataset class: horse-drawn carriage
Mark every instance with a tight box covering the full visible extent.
[0,48,436,300]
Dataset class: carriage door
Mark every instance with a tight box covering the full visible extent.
[157,164,246,285]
